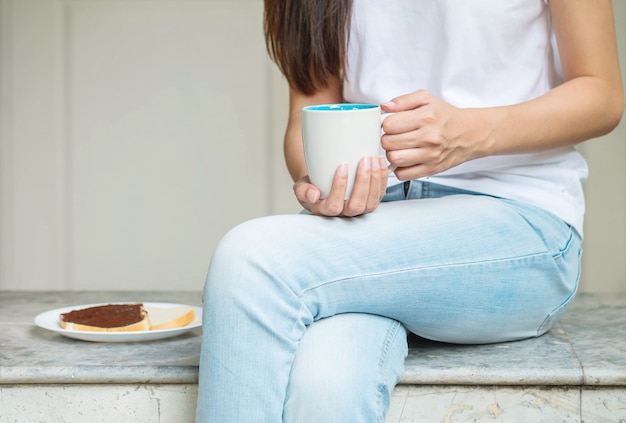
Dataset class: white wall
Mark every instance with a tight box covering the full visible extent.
[0,0,294,291]
[0,0,624,292]
[577,0,626,293]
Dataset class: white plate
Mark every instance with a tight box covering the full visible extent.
[34,302,202,343]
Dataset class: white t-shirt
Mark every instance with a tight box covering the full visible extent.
[343,0,588,236]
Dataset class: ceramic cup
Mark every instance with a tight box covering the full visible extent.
[301,103,386,199]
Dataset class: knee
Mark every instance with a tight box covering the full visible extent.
[284,314,407,423]
[202,215,310,314]
[209,218,273,267]
[202,217,280,295]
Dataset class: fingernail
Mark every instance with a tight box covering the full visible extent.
[306,189,318,203]
[381,101,395,108]
[338,163,348,176]
[371,156,380,170]
[379,157,387,169]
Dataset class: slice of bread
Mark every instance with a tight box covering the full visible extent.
[145,305,196,330]
[59,303,196,332]
[60,303,149,332]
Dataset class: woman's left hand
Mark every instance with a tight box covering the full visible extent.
[381,90,489,180]
[294,156,389,217]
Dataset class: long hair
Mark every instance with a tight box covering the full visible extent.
[264,0,353,95]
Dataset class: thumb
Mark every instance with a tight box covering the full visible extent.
[381,90,431,112]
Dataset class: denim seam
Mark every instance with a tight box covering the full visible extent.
[378,319,402,370]
[552,230,574,260]
[536,245,582,335]
[422,181,430,198]
[496,197,577,251]
[298,251,556,296]
[375,320,404,423]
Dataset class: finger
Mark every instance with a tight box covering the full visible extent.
[318,163,349,216]
[384,103,445,137]
[305,188,320,204]
[364,156,382,212]
[293,177,320,206]
[394,164,431,181]
[381,90,432,112]
[381,128,425,151]
[379,157,390,201]
[343,157,372,216]
[394,161,449,181]
[386,146,420,171]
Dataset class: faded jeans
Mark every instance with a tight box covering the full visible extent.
[196,181,581,422]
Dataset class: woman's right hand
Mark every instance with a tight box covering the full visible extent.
[294,156,388,217]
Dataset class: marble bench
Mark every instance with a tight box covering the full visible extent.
[1,291,625,422]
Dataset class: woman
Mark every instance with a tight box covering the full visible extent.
[197,1,623,422]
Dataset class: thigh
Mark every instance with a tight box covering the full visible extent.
[299,195,581,343]
[216,194,580,344]
[283,313,408,423]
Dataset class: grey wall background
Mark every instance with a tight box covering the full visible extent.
[0,0,624,293]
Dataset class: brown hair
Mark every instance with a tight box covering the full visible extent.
[264,0,353,95]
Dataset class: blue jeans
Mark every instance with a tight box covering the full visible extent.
[196,181,581,423]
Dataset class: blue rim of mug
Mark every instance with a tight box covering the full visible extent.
[302,104,378,111]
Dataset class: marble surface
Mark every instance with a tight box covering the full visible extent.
[1,291,626,422]
[559,294,626,386]
[387,385,582,423]
[0,291,203,384]
[2,384,624,422]
[1,384,198,423]
[402,323,582,386]
[0,291,625,387]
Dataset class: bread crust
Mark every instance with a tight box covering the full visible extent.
[146,306,196,330]
[60,319,150,332]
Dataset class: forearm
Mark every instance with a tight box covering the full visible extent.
[382,73,622,180]
[284,78,343,182]
[478,76,623,158]
[466,0,624,159]
[284,114,307,182]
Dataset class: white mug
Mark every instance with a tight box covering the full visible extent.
[301,103,386,199]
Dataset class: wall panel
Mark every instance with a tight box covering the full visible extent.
[1,0,281,290]
[1,0,624,292]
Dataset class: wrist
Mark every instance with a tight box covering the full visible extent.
[465,107,501,159]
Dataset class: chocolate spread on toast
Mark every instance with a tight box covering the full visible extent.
[60,303,145,328]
